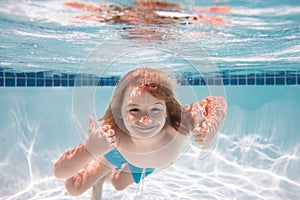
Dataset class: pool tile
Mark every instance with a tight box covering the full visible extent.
[238,75,246,85]
[256,73,265,85]
[17,78,26,86]
[0,70,3,87]
[54,74,61,86]
[286,71,296,85]
[222,78,229,85]
[26,72,36,87]
[37,72,44,87]
[61,74,68,86]
[26,72,35,79]
[247,74,255,85]
[214,77,222,85]
[87,75,95,86]
[230,75,238,85]
[98,77,111,86]
[222,73,230,85]
[6,79,15,86]
[74,74,82,86]
[5,72,15,78]
[61,79,68,86]
[16,73,26,87]
[5,72,15,87]
[276,77,285,85]
[27,79,35,87]
[81,74,88,86]
[193,77,200,85]
[6,79,15,87]
[111,76,120,86]
[275,72,285,85]
[266,72,275,85]
[37,79,44,87]
[97,77,104,86]
[98,77,104,86]
[69,74,76,86]
[200,78,206,85]
[206,77,215,85]
[37,71,44,78]
[45,76,53,87]
[185,77,191,85]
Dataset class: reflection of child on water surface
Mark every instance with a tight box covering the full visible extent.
[65,1,230,24]
[54,68,227,199]
[64,0,230,39]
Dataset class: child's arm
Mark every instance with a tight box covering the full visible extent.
[191,96,227,146]
[53,116,115,178]
[64,159,112,196]
[54,142,93,179]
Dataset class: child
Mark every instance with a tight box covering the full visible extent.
[54,67,227,199]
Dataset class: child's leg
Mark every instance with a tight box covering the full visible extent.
[91,163,134,199]
[109,163,135,191]
[65,159,111,196]
[91,175,107,200]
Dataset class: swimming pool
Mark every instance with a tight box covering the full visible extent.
[1,0,299,199]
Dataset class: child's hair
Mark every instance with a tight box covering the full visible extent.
[100,67,195,138]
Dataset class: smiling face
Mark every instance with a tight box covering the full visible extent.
[121,87,167,139]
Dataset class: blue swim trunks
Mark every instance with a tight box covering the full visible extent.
[104,148,155,183]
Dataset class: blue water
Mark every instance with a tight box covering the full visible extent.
[0,0,300,199]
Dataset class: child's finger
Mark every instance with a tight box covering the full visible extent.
[101,125,111,132]
[88,115,96,132]
[107,129,115,137]
[108,136,116,144]
[105,129,116,144]
[193,136,205,145]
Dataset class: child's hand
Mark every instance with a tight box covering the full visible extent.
[85,115,115,158]
[189,103,206,128]
[193,120,215,145]
[193,96,227,146]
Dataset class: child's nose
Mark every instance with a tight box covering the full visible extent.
[139,115,152,124]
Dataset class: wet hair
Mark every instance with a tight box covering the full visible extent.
[100,67,195,138]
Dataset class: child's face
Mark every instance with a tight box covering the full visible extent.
[121,86,167,139]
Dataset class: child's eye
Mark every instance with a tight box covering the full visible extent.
[129,108,140,113]
[150,108,162,113]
